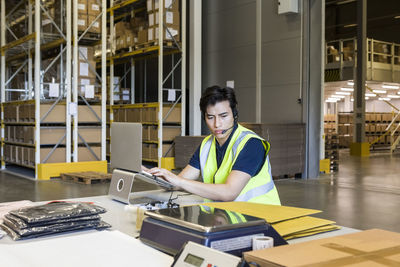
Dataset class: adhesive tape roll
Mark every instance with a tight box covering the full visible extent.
[252,236,274,250]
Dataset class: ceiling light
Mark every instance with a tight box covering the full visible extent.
[388,95,400,99]
[382,85,399,89]
[341,87,354,92]
[379,97,391,101]
[395,15,400,19]
[351,98,354,102]
[326,99,338,103]
[336,91,351,95]
[365,93,376,97]
[344,23,357,28]
[373,89,387,94]
[347,81,354,86]
[331,95,345,98]
[365,97,369,100]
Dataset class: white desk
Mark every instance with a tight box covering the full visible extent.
[0,191,359,267]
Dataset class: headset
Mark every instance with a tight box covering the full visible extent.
[221,107,238,134]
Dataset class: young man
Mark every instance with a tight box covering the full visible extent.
[148,86,281,205]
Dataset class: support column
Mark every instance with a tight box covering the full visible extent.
[189,0,201,135]
[350,0,369,156]
[1,0,6,169]
[66,0,71,162]
[101,0,106,160]
[302,0,324,179]
[255,0,261,123]
[34,0,41,178]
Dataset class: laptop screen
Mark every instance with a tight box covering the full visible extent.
[111,122,142,172]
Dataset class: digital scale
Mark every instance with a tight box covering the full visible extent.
[139,205,287,256]
[171,241,243,267]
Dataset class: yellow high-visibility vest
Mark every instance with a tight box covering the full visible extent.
[199,124,281,205]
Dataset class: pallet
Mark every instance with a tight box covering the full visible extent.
[135,40,177,50]
[60,171,112,185]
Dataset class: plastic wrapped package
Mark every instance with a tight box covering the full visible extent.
[4,213,100,229]
[9,201,106,224]
[1,220,111,241]
[4,218,101,237]
[0,201,111,241]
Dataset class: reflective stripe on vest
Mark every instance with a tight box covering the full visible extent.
[232,131,253,160]
[200,137,213,178]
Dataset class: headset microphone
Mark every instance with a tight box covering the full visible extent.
[221,125,235,134]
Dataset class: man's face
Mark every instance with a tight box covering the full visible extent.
[205,100,235,143]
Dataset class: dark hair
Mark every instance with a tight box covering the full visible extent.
[199,86,238,119]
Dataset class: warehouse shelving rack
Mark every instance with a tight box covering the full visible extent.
[325,38,400,83]
[107,0,186,168]
[0,0,107,179]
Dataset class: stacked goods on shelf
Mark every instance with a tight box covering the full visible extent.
[78,46,97,99]
[336,112,400,148]
[323,114,339,172]
[108,103,181,162]
[323,114,336,133]
[174,136,206,168]
[2,101,102,167]
[325,133,339,172]
[106,76,131,104]
[76,0,101,34]
[326,46,339,63]
[239,123,305,178]
[147,0,180,43]
[114,15,147,51]
[372,41,391,64]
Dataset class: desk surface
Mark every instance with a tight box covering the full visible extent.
[0,191,360,266]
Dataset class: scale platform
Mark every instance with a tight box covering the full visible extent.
[139,205,287,256]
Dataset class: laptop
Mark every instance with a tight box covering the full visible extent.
[108,123,174,204]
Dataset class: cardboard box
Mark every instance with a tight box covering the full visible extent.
[78,13,87,32]
[41,104,66,123]
[88,0,101,16]
[78,105,101,123]
[126,108,142,122]
[77,0,87,15]
[113,108,125,122]
[78,127,101,143]
[29,148,35,166]
[115,21,131,37]
[150,11,180,26]
[125,32,137,47]
[154,25,180,41]
[40,147,66,163]
[4,145,11,161]
[149,143,158,160]
[79,46,95,61]
[137,29,148,44]
[154,0,180,12]
[162,143,174,157]
[162,126,180,141]
[78,60,97,78]
[142,143,150,159]
[142,125,150,141]
[78,146,101,161]
[244,229,400,267]
[23,126,35,144]
[88,15,101,33]
[78,77,96,96]
[163,106,181,123]
[149,125,158,141]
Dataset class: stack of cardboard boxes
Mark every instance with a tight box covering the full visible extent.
[77,0,102,34]
[78,46,97,97]
[146,0,180,43]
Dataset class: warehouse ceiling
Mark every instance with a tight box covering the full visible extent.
[326,0,400,43]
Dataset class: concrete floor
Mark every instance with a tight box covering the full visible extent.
[1,150,399,232]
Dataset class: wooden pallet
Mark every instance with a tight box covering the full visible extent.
[60,171,112,185]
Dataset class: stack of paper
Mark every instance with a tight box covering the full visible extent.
[203,202,340,240]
